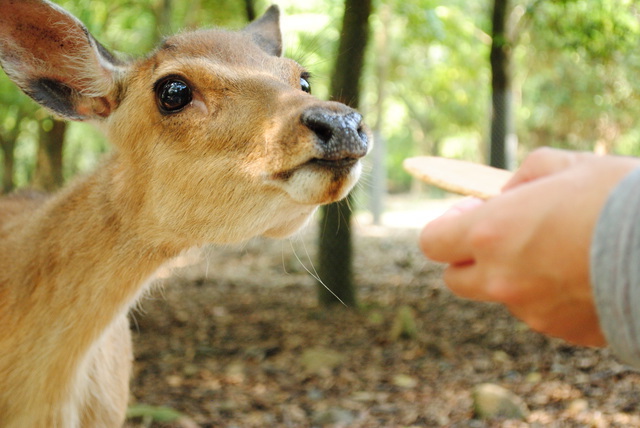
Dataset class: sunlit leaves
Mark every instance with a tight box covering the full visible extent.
[520,0,640,154]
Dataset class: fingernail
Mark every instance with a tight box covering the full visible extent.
[441,197,483,218]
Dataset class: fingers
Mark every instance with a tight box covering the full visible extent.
[444,261,526,304]
[445,263,607,347]
[503,147,584,191]
[419,198,484,264]
[441,262,494,301]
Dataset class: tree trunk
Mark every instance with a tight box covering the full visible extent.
[489,0,516,169]
[155,0,172,40]
[0,134,16,194]
[369,4,391,225]
[33,119,66,191]
[318,198,356,306]
[317,0,372,307]
[244,0,256,22]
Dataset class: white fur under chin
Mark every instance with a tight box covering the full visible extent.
[262,205,318,239]
[273,161,362,206]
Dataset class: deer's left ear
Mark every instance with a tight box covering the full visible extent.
[244,5,282,57]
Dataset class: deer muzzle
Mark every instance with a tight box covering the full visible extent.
[301,106,369,169]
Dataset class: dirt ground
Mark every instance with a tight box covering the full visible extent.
[124,198,640,427]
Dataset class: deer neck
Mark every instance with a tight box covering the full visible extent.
[1,154,185,407]
[16,153,183,318]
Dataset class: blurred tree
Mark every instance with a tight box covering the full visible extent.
[155,0,173,40]
[0,73,37,193]
[0,128,17,193]
[0,106,21,193]
[245,0,256,21]
[317,0,373,307]
[33,119,66,192]
[368,3,392,224]
[489,0,516,169]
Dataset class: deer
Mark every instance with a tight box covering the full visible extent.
[0,0,370,426]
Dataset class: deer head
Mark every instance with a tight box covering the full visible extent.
[0,0,370,246]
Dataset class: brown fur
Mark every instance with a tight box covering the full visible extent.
[0,1,370,426]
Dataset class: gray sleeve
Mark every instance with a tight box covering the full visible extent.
[591,167,640,367]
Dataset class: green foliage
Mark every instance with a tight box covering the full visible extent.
[366,0,491,189]
[518,0,640,155]
[280,0,345,100]
[366,0,640,190]
[534,0,639,59]
[2,0,640,191]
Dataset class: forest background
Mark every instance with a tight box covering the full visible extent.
[1,0,639,195]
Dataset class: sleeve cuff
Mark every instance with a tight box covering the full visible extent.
[591,167,640,367]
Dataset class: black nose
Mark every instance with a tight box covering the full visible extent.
[301,107,369,161]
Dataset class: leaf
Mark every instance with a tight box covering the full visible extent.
[126,403,184,422]
[389,305,418,341]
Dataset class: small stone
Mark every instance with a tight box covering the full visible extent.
[306,388,324,401]
[182,363,199,377]
[472,383,529,420]
[351,391,377,402]
[166,374,183,387]
[492,350,511,365]
[301,348,345,376]
[392,374,418,389]
[567,398,589,415]
[312,408,356,425]
[224,362,245,384]
[525,372,542,383]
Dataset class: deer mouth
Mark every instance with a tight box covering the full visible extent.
[306,157,359,170]
[266,153,363,205]
[272,157,360,182]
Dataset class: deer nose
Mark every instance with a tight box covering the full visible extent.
[301,107,369,162]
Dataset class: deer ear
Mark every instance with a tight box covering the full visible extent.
[0,0,124,120]
[244,5,283,57]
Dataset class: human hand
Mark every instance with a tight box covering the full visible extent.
[420,148,640,347]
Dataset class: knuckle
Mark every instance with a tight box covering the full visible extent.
[486,277,521,304]
[525,147,560,166]
[468,221,501,252]
[419,223,448,261]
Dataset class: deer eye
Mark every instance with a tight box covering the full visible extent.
[300,74,311,93]
[155,77,192,113]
